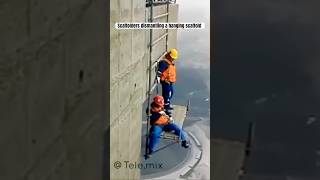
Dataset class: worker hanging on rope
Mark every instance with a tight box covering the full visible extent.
[146,95,189,157]
[156,48,179,118]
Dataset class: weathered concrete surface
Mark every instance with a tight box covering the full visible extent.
[212,139,246,180]
[110,0,145,179]
[0,0,107,180]
[110,2,178,180]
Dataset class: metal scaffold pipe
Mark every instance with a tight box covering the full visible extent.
[145,0,154,159]
[165,0,169,51]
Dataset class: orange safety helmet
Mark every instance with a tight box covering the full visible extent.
[153,95,164,106]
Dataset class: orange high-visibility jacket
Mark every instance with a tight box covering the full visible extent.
[154,115,169,125]
[160,59,176,83]
[151,104,169,125]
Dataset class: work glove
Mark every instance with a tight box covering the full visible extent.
[159,111,167,115]
[169,117,174,124]
[159,111,170,119]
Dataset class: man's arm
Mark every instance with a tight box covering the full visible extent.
[156,60,169,83]
[150,113,162,125]
[157,60,169,75]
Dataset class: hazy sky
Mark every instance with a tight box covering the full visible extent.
[176,0,210,69]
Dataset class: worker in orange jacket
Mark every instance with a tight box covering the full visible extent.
[156,49,178,117]
[147,95,189,156]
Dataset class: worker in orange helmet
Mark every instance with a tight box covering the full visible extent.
[156,49,179,117]
[146,95,189,157]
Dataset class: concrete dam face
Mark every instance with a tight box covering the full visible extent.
[110,1,179,179]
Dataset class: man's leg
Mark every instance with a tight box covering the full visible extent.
[163,123,189,148]
[161,82,173,116]
[163,123,187,141]
[169,84,174,103]
[161,82,170,105]
[166,84,174,109]
[148,125,163,154]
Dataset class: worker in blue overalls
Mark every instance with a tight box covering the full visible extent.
[156,49,179,118]
[147,95,189,157]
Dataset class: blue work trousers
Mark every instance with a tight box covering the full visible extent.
[148,123,187,153]
[161,82,174,106]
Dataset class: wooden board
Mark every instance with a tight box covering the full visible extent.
[160,105,187,141]
[171,105,187,128]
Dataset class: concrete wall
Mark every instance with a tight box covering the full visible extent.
[0,0,107,180]
[110,1,178,179]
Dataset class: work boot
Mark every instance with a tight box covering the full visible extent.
[181,140,189,148]
[164,104,174,110]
